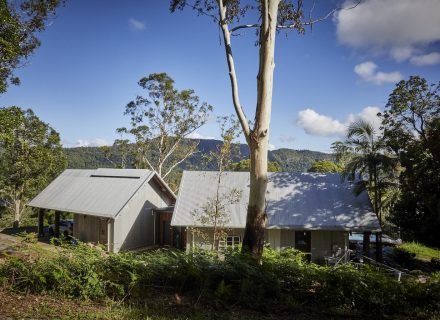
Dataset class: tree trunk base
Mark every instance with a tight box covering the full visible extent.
[241,206,267,262]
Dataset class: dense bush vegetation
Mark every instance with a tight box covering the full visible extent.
[64,141,333,173]
[1,242,439,318]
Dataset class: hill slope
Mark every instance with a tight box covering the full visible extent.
[64,139,334,172]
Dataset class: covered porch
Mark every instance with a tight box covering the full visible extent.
[36,208,114,251]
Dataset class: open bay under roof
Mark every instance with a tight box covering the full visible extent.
[28,168,175,218]
[171,171,381,232]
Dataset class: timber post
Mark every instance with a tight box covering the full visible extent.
[37,208,45,237]
[54,211,61,238]
[363,231,371,257]
[375,232,383,262]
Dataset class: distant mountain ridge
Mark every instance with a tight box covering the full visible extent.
[64,139,334,173]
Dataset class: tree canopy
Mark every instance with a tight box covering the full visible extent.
[228,159,281,172]
[118,73,212,184]
[340,119,398,226]
[0,107,66,227]
[381,76,440,246]
[0,0,62,93]
[307,160,342,173]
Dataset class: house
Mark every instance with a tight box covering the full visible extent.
[171,171,381,263]
[28,168,175,252]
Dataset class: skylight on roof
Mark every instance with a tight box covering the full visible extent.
[90,168,146,179]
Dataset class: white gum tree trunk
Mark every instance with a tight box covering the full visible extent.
[218,0,280,259]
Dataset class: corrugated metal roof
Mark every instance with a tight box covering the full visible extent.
[171,171,381,232]
[28,169,168,218]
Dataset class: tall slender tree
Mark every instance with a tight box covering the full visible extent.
[193,115,242,251]
[170,0,357,259]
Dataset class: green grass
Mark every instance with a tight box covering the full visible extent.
[400,242,440,261]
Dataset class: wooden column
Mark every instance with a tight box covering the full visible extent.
[363,231,371,257]
[37,209,45,237]
[54,211,61,238]
[375,232,383,262]
[107,219,114,253]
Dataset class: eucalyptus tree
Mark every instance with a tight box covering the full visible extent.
[0,107,66,228]
[118,73,212,182]
[169,0,357,259]
[0,0,63,93]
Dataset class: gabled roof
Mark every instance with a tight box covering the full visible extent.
[171,171,381,232]
[28,168,175,218]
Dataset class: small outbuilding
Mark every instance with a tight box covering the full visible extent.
[171,171,381,263]
[28,168,175,252]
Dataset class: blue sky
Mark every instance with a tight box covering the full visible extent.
[1,0,439,152]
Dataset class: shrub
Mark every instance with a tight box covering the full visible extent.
[0,242,439,318]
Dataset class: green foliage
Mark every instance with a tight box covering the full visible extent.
[193,116,242,251]
[392,247,417,268]
[0,107,66,227]
[0,0,62,93]
[340,119,399,227]
[331,141,353,168]
[399,242,440,262]
[307,160,342,173]
[381,76,440,246]
[117,72,213,184]
[64,141,332,174]
[228,159,282,172]
[270,148,334,172]
[1,243,440,318]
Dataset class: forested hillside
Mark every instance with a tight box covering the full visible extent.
[64,139,334,172]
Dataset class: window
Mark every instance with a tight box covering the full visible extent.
[218,235,241,251]
[226,235,241,248]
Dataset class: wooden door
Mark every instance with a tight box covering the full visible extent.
[159,212,173,246]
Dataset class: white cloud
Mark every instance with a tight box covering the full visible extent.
[346,106,382,132]
[186,132,215,140]
[390,46,415,62]
[279,134,295,143]
[335,0,440,63]
[296,106,382,137]
[410,52,440,66]
[76,138,110,147]
[297,109,346,137]
[129,18,146,31]
[354,61,402,85]
[268,143,276,151]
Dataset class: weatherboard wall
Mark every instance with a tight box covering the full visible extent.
[113,179,171,252]
[185,227,348,262]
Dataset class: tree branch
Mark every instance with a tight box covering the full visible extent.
[230,23,259,33]
[278,1,361,29]
[217,0,251,141]
[229,1,361,34]
[162,148,198,179]
[161,136,182,165]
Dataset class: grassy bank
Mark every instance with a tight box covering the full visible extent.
[400,242,440,261]
[0,240,439,319]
